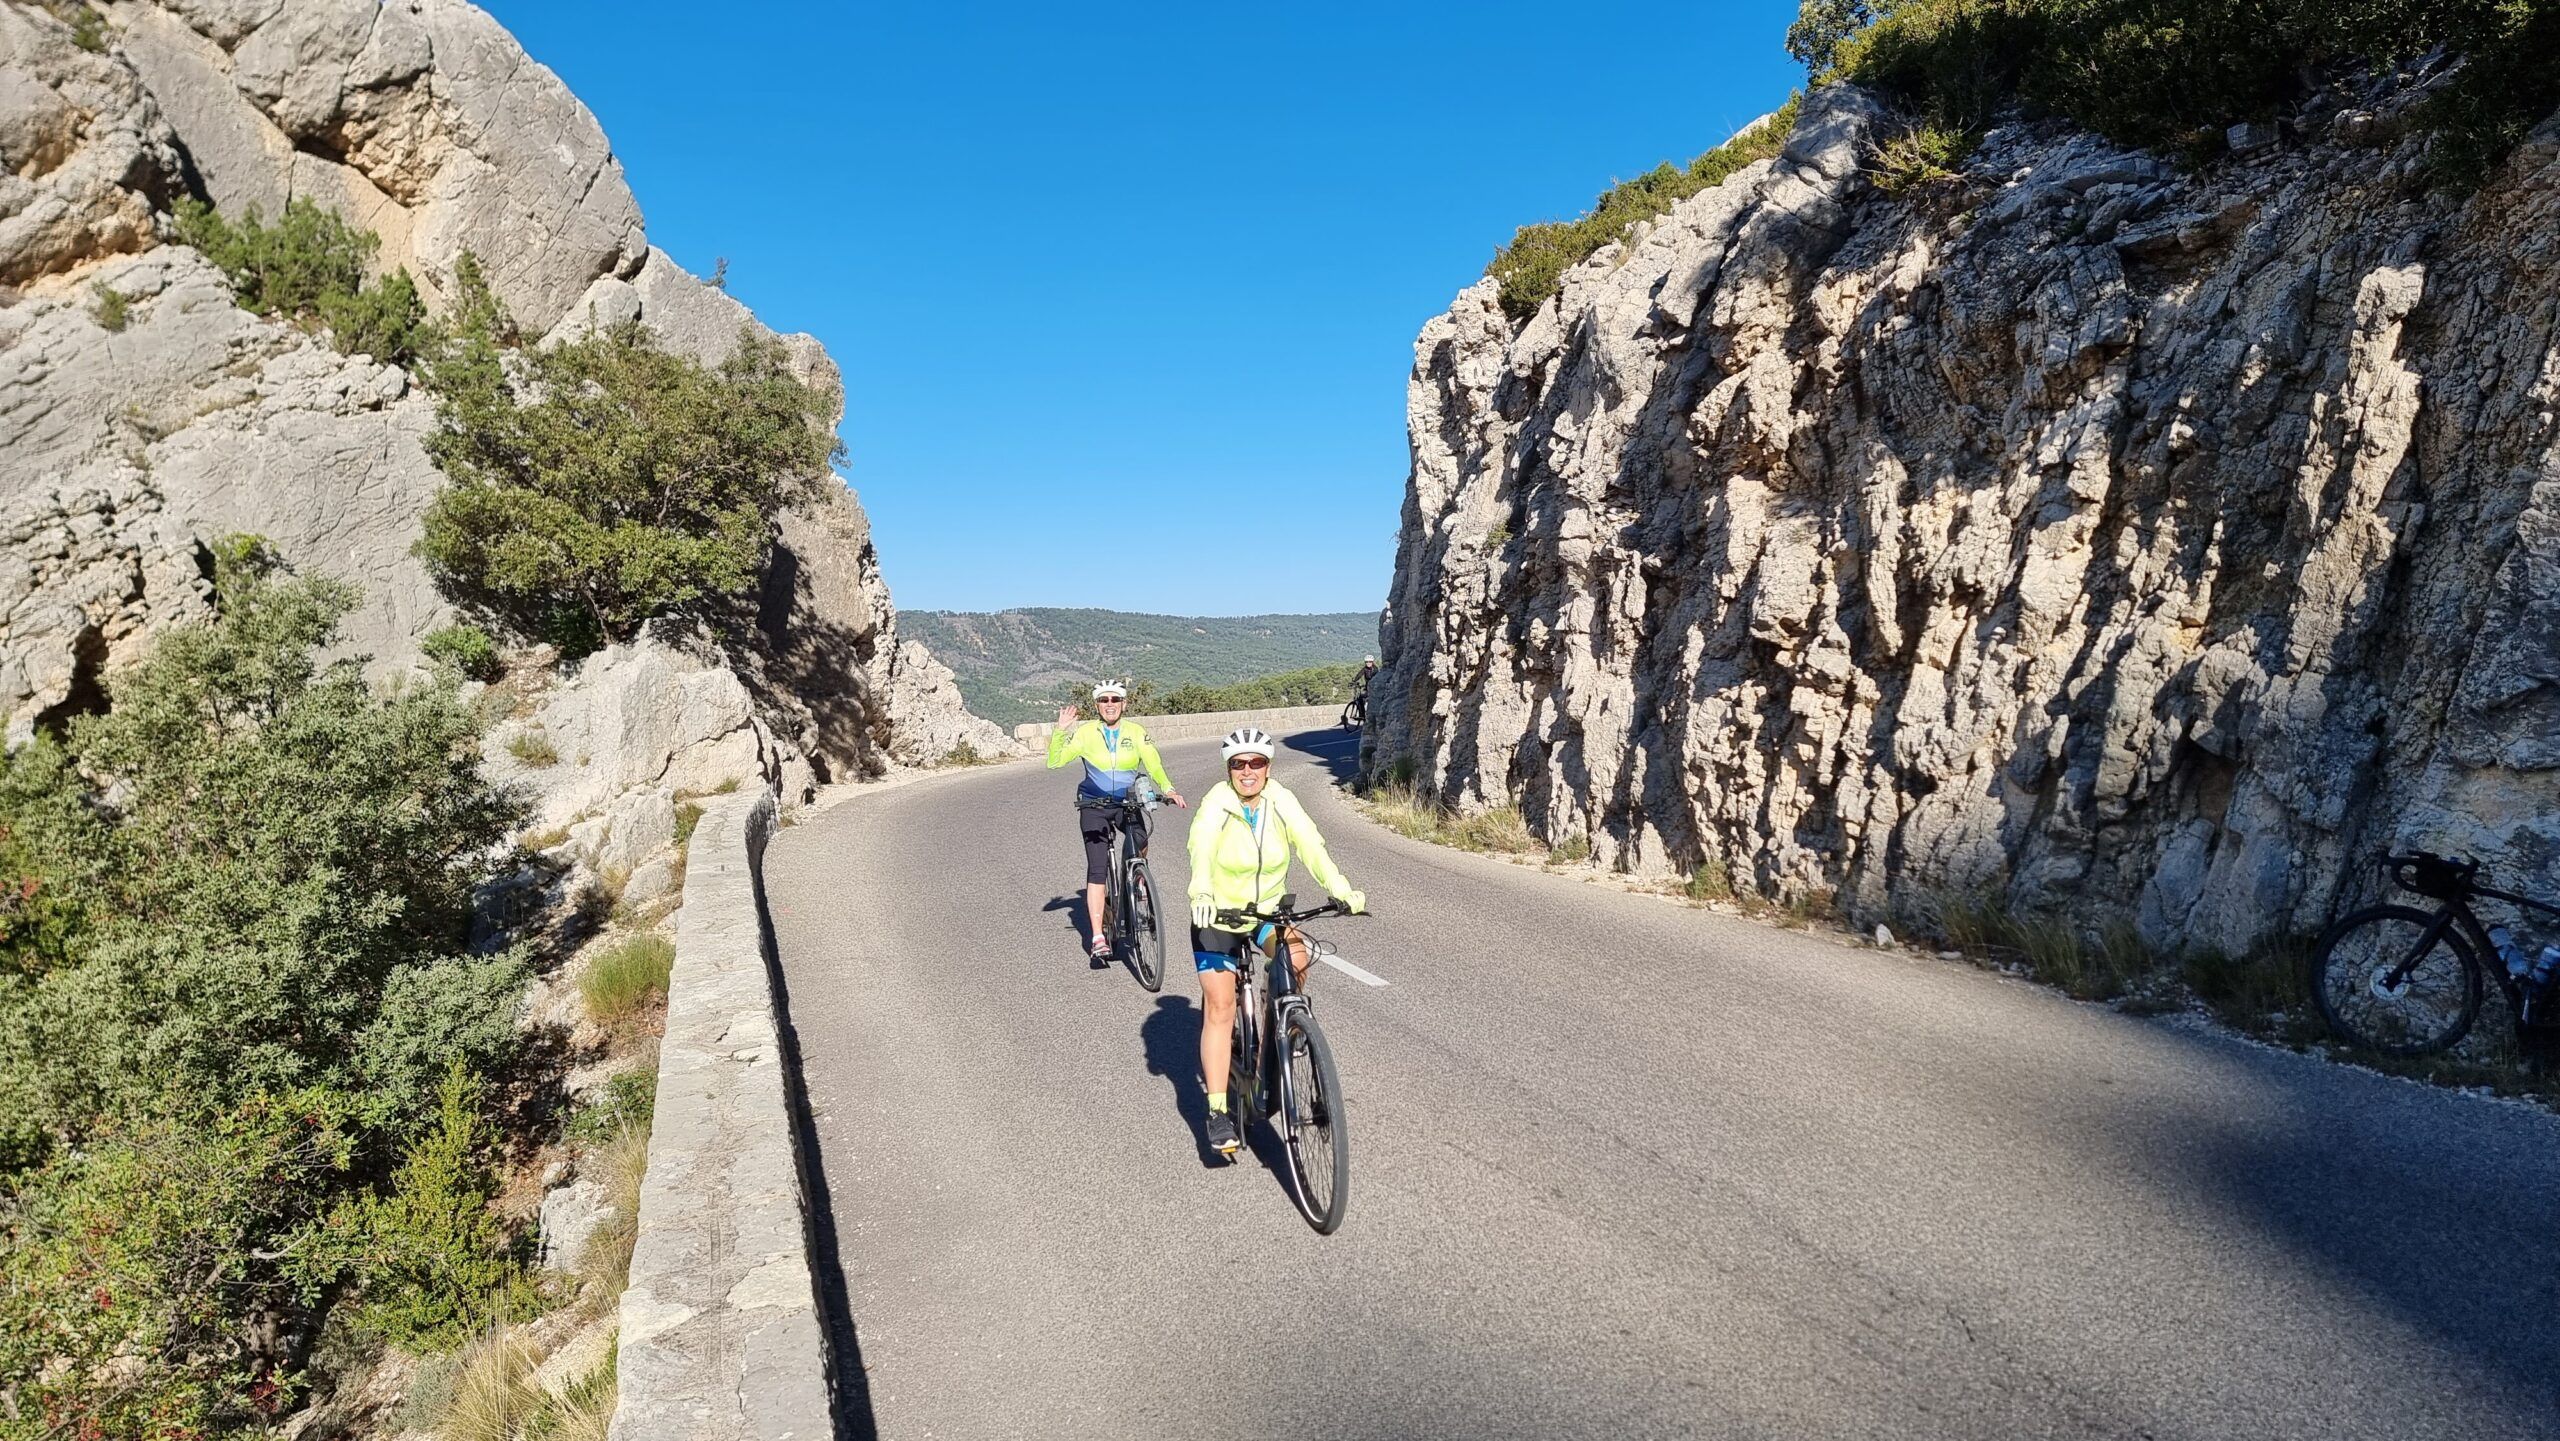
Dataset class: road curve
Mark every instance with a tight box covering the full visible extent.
[764,728,2560,1441]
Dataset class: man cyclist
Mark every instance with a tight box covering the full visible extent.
[1049,682,1184,963]
[1186,726,1364,1156]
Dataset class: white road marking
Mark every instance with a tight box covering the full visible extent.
[1321,951,1389,987]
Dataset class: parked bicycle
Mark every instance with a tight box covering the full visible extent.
[2310,851,2560,1055]
[1076,784,1169,991]
[1215,895,1363,1233]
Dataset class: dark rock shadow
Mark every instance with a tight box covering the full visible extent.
[1282,726,1362,787]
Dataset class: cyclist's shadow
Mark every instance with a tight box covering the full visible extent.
[1138,995,1291,1183]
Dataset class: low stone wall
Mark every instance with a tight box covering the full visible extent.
[1010,702,1345,746]
[610,788,830,1441]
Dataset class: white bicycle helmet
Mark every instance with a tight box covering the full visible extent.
[1220,726,1276,763]
[1091,681,1128,701]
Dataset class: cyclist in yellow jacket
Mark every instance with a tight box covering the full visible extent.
[1049,682,1183,962]
[1185,725,1363,1156]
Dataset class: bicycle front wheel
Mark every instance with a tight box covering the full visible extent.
[1125,858,1164,992]
[2310,905,2486,1055]
[1279,1007,1349,1233]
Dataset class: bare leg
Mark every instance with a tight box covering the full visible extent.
[1199,969,1238,1097]
[1083,881,1106,946]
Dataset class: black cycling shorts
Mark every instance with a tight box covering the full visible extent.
[1078,803,1146,885]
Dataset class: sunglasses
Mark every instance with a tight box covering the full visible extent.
[1228,756,1269,770]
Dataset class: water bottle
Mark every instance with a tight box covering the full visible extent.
[2530,945,2560,990]
[2489,925,2528,978]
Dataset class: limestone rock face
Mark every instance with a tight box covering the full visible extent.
[1372,85,2560,957]
[0,0,997,813]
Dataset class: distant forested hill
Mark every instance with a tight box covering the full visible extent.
[902,608,1381,725]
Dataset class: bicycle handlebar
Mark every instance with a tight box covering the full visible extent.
[1216,899,1368,927]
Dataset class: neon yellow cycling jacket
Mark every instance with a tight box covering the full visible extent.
[1186,779,1354,933]
[1047,718,1173,799]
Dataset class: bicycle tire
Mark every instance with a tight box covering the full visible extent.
[1279,1006,1350,1233]
[2310,904,2486,1055]
[1229,972,1261,1128]
[1125,857,1164,992]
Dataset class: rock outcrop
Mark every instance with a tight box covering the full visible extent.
[0,0,1000,815]
[1372,84,2560,957]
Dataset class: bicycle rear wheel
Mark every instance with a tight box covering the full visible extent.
[2310,904,2486,1055]
[1279,1007,1349,1233]
[1124,857,1164,992]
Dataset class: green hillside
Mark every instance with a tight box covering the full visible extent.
[901,608,1380,725]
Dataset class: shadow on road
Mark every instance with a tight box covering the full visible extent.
[1283,725,1361,786]
[1139,994,1299,1201]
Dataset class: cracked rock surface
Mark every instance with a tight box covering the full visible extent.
[0,0,998,806]
[1371,84,2560,957]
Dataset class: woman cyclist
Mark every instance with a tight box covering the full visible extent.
[1049,682,1184,962]
[1185,726,1364,1156]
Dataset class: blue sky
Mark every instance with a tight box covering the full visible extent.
[479,2,1805,616]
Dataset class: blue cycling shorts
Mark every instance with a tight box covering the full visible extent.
[1191,923,1278,974]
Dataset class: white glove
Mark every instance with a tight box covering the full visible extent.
[1190,897,1217,929]
[1340,889,1366,915]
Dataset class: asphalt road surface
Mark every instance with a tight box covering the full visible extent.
[764,729,2560,1441]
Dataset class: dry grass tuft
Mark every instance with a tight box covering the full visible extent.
[580,933,673,1034]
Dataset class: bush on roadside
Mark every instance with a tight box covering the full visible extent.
[0,542,531,1423]
[0,1090,364,1436]
[415,274,840,654]
[580,933,675,1034]
[293,1065,534,1351]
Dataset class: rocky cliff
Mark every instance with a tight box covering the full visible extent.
[0,0,999,815]
[1372,83,2560,957]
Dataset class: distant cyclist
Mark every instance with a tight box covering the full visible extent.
[1345,656,1378,727]
[1050,682,1183,962]
[1186,726,1364,1155]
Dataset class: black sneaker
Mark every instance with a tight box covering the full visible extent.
[1205,1110,1239,1155]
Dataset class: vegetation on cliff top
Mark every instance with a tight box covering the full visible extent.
[1485,0,2558,325]
[1484,95,1802,322]
[1799,0,2560,179]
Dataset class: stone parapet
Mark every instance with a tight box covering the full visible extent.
[610,788,831,1441]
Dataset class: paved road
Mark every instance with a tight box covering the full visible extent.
[765,729,2560,1441]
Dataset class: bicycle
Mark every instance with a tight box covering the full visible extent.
[1213,895,1364,1233]
[1075,787,1168,992]
[1339,692,1367,730]
[2309,851,2560,1056]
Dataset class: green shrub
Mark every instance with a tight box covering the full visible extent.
[90,280,129,331]
[0,552,522,1168]
[1146,662,1366,715]
[173,197,437,365]
[566,1070,657,1150]
[506,729,560,767]
[423,622,505,682]
[0,1089,363,1436]
[1685,858,1736,902]
[1486,94,1802,320]
[1547,833,1593,865]
[295,1065,534,1351]
[416,297,839,653]
[580,933,675,1033]
[674,799,706,845]
[1811,0,2560,180]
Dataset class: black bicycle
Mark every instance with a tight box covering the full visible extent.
[1076,790,1167,991]
[1339,692,1367,730]
[1215,896,1363,1233]
[2310,851,2560,1055]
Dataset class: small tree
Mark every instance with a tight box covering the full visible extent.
[417,306,841,654]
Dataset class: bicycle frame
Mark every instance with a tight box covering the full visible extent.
[2391,875,2560,1019]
